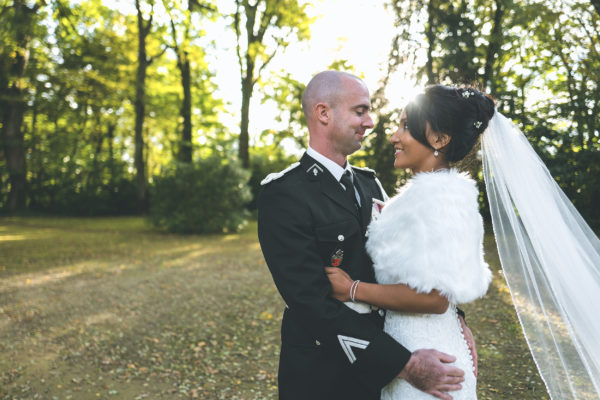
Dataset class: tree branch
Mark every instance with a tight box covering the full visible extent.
[252,32,287,86]
[574,13,599,60]
[234,0,244,77]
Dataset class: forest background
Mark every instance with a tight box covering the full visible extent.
[1,0,599,229]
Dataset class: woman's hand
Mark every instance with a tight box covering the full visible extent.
[325,267,353,301]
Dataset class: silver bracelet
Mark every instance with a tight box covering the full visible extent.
[350,280,360,302]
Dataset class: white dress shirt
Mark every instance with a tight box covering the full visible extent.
[306,146,361,206]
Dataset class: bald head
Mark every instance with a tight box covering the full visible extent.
[301,71,364,123]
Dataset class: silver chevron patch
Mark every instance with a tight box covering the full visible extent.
[337,335,370,364]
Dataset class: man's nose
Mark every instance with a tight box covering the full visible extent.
[364,114,374,129]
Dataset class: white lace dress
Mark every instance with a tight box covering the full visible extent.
[366,170,492,400]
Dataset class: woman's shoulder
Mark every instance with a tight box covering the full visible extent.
[411,168,477,191]
[388,169,478,206]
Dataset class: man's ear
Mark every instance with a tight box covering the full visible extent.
[315,103,331,125]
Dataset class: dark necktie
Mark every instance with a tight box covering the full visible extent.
[340,170,360,208]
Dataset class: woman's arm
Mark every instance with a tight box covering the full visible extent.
[325,267,449,314]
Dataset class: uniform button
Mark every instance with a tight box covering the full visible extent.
[315,340,321,346]
[337,234,344,242]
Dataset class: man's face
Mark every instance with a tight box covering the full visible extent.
[329,78,374,157]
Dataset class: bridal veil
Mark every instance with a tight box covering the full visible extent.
[481,112,600,399]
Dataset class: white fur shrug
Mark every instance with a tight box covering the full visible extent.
[366,169,492,304]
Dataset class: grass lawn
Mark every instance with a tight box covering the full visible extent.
[0,217,549,399]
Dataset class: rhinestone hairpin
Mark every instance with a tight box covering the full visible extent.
[462,91,473,99]
[474,121,483,129]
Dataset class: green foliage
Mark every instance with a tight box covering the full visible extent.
[0,0,598,229]
[380,0,600,228]
[149,158,251,233]
[231,0,314,167]
[260,72,307,150]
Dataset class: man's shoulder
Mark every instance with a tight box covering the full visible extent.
[260,162,302,186]
[351,165,377,179]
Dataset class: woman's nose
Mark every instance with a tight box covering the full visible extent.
[390,129,400,145]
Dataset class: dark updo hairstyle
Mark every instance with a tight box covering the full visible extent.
[404,85,495,162]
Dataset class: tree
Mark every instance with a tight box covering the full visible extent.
[592,0,600,16]
[0,0,45,211]
[523,0,600,225]
[24,0,139,214]
[232,0,311,168]
[134,0,165,212]
[163,0,215,163]
[259,71,307,150]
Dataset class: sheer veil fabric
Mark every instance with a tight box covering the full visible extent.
[481,112,600,399]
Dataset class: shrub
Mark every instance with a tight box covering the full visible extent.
[26,176,138,216]
[149,158,251,234]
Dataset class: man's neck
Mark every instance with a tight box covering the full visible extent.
[308,143,347,168]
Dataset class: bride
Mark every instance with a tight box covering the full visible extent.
[326,85,600,399]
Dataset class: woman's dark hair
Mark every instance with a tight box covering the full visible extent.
[404,85,495,162]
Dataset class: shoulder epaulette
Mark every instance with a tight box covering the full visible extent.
[260,162,301,185]
[351,165,376,175]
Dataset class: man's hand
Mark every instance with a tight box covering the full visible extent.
[458,315,477,377]
[324,267,353,301]
[398,349,465,400]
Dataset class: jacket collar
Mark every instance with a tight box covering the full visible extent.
[306,146,353,182]
[300,153,363,223]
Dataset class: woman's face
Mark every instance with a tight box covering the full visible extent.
[389,112,438,171]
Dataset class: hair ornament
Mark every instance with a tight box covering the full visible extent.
[462,90,473,99]
[474,121,483,129]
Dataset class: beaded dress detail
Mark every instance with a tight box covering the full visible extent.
[366,170,492,400]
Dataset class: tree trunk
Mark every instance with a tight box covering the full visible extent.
[2,84,27,211]
[592,0,600,17]
[239,57,254,169]
[89,121,104,188]
[134,0,150,213]
[482,0,504,91]
[0,0,34,212]
[424,0,436,84]
[178,54,193,163]
[239,81,251,168]
[107,123,116,187]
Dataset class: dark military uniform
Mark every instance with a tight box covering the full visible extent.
[258,153,411,400]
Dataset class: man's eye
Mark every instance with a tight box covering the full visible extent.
[356,111,364,116]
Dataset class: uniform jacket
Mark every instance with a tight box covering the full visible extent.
[258,153,411,400]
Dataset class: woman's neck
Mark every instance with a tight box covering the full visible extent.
[412,158,450,174]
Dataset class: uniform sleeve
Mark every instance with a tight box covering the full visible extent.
[258,182,411,390]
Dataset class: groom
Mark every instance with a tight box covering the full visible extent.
[258,70,470,400]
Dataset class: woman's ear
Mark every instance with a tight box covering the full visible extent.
[434,133,451,149]
[425,125,451,150]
